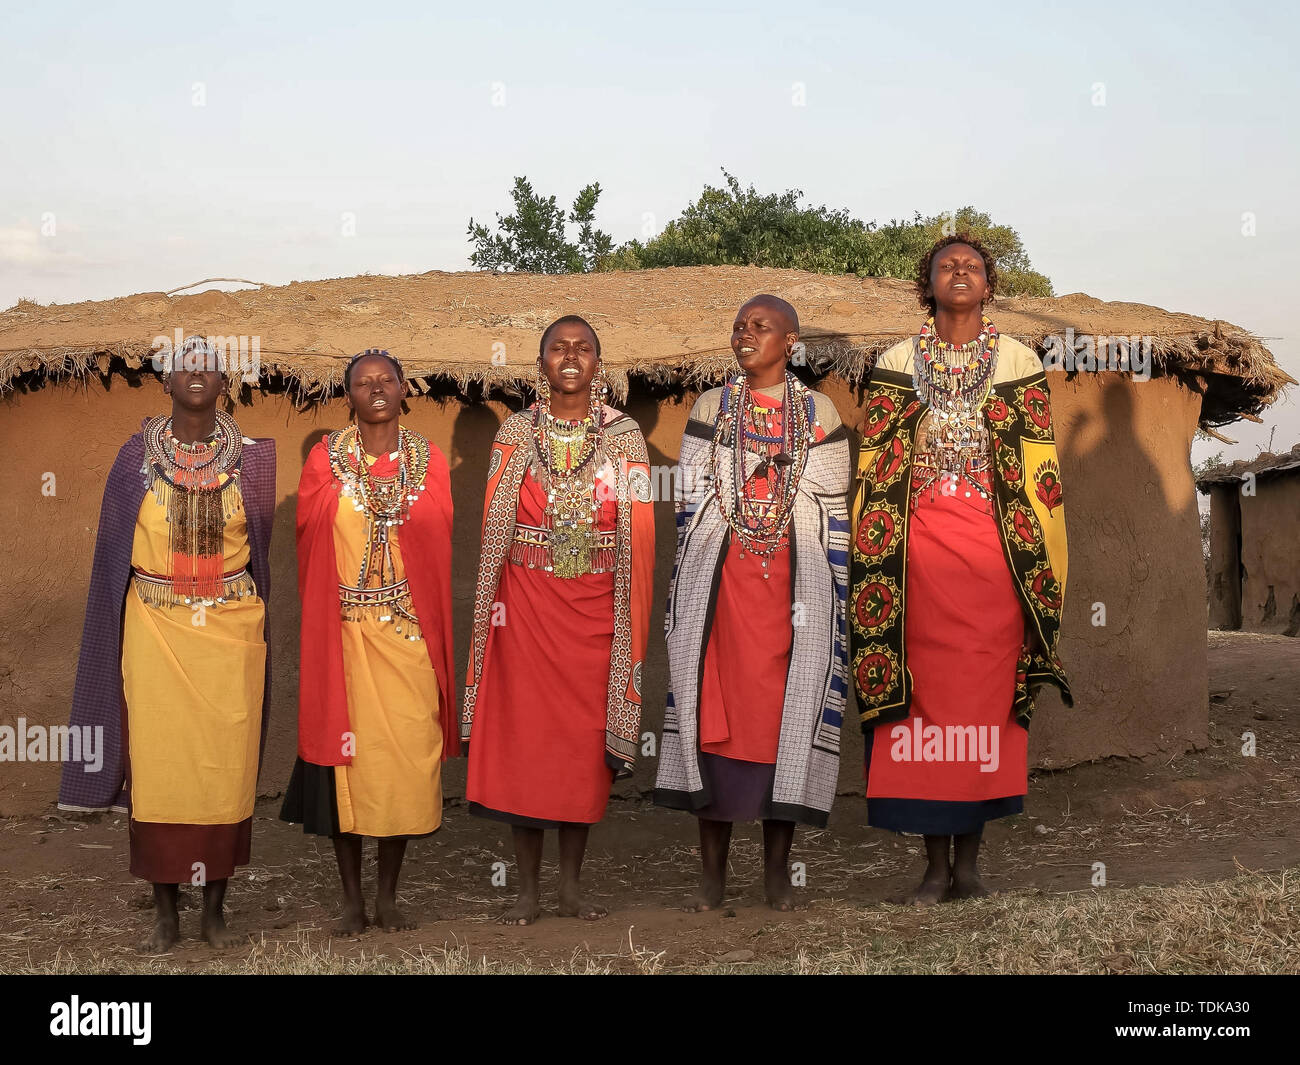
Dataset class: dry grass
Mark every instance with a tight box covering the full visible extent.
[5,865,1295,975]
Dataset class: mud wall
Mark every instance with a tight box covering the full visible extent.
[1239,477,1300,636]
[0,370,1210,815]
[1029,372,1208,764]
[1206,485,1243,630]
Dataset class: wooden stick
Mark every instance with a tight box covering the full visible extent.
[165,278,264,296]
[1201,425,1238,445]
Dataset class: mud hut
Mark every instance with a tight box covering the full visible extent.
[1198,444,1300,636]
[0,266,1291,817]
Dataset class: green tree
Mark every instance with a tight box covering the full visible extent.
[467,177,613,273]
[467,171,1055,294]
[601,172,1053,296]
[600,170,878,274]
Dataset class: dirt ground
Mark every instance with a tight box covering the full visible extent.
[2,631,1296,974]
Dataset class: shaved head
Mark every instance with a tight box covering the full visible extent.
[741,293,799,337]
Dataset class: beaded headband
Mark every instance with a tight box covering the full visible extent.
[162,335,231,379]
[345,347,404,389]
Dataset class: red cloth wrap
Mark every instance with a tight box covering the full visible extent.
[295,437,459,766]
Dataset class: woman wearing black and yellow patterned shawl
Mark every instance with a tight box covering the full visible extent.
[850,236,1071,905]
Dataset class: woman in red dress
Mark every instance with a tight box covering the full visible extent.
[655,295,852,912]
[850,236,1071,904]
[281,349,457,933]
[462,316,655,925]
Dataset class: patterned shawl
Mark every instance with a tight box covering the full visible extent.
[460,404,656,777]
[850,337,1072,730]
[654,389,851,827]
[58,429,275,812]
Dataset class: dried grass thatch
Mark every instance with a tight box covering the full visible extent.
[1196,442,1300,488]
[1,267,1292,426]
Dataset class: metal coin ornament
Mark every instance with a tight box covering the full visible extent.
[912,315,998,499]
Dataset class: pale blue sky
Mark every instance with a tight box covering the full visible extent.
[4,0,1296,461]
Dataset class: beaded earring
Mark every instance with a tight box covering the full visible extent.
[535,360,551,405]
[590,361,609,409]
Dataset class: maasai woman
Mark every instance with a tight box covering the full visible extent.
[850,235,1071,904]
[280,348,456,933]
[462,316,655,925]
[58,335,275,952]
[655,295,851,911]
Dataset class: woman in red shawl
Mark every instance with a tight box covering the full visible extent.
[280,348,457,933]
[462,316,655,925]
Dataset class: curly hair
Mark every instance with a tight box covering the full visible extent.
[915,234,998,314]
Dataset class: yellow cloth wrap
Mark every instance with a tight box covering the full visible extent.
[331,481,443,837]
[122,477,265,824]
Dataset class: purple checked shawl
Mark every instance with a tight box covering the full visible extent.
[56,430,276,812]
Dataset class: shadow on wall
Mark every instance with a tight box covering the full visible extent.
[1028,369,1209,764]
[445,402,508,796]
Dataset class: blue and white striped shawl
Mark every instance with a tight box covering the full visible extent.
[654,386,851,826]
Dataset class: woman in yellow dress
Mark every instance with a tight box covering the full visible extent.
[280,348,457,933]
[59,335,276,952]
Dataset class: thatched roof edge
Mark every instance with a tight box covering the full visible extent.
[1,327,1292,428]
[1196,443,1300,489]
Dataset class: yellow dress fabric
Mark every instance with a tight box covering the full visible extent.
[121,479,265,824]
[331,453,443,837]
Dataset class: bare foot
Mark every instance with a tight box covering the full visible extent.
[201,911,245,950]
[682,879,725,913]
[765,868,796,912]
[909,873,950,907]
[950,870,992,899]
[497,894,541,926]
[559,886,608,920]
[334,902,369,936]
[140,915,179,954]
[375,900,417,932]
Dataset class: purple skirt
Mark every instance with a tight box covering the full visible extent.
[694,753,781,823]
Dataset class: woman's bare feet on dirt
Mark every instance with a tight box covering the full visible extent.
[558,884,607,920]
[334,902,369,936]
[682,877,725,912]
[140,914,179,954]
[949,870,992,899]
[201,911,245,950]
[375,899,417,931]
[498,893,541,926]
[909,872,951,907]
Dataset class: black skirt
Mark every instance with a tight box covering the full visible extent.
[279,758,440,839]
[279,758,342,837]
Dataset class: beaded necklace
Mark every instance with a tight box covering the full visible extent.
[328,425,430,589]
[913,315,998,485]
[530,398,605,580]
[141,410,243,600]
[709,371,814,579]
